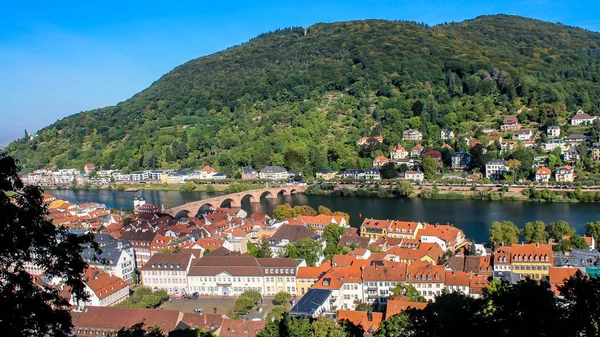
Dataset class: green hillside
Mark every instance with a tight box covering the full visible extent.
[6,14,600,176]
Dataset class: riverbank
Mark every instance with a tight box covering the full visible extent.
[305,183,599,203]
[49,182,267,193]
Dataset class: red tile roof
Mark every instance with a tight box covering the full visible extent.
[337,310,383,333]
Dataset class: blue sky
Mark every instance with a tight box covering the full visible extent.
[1,0,599,145]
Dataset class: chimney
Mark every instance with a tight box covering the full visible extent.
[367,312,373,321]
[204,315,207,324]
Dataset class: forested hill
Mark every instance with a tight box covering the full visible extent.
[7,15,600,176]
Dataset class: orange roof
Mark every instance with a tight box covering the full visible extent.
[469,275,489,294]
[406,260,445,283]
[332,254,358,267]
[374,156,389,163]
[549,267,580,285]
[416,224,463,246]
[362,263,407,282]
[386,243,443,262]
[337,310,383,333]
[444,271,470,287]
[297,261,332,279]
[509,243,553,264]
[361,219,392,229]
[150,235,173,250]
[386,298,427,318]
[85,268,129,300]
[388,221,422,235]
[536,167,552,175]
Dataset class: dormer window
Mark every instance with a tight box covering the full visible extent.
[428,275,432,280]
[435,275,440,280]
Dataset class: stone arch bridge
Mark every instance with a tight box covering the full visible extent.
[166,185,308,217]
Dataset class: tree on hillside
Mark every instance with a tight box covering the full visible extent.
[559,273,600,336]
[376,313,411,337]
[585,221,600,244]
[323,223,346,261]
[0,154,100,337]
[393,180,414,197]
[274,291,292,306]
[523,221,548,244]
[282,238,323,267]
[250,239,272,258]
[548,220,575,242]
[318,205,333,215]
[393,284,427,302]
[489,221,521,245]
[380,162,399,179]
[421,157,438,179]
[312,318,345,337]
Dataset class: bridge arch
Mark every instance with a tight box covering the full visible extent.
[220,198,241,208]
[277,189,290,197]
[241,194,257,204]
[259,190,277,199]
[197,203,215,214]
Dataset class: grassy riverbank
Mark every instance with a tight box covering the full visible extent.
[305,183,599,203]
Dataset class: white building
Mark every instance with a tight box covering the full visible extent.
[485,160,508,180]
[187,256,304,297]
[547,126,560,138]
[140,253,194,294]
[403,129,423,141]
[440,129,455,140]
[365,168,381,180]
[404,170,424,182]
[517,129,532,141]
[259,166,289,180]
[71,268,130,310]
[571,110,597,126]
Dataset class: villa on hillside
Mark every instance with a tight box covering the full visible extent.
[571,110,597,126]
[501,116,521,131]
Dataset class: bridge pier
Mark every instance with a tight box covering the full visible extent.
[230,200,242,208]
[265,194,278,199]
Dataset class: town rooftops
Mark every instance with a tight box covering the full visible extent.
[290,288,332,317]
[85,268,129,300]
[270,224,318,244]
[361,218,393,229]
[219,318,265,337]
[509,243,553,263]
[385,297,427,318]
[73,307,183,335]
[337,310,384,333]
[188,256,302,277]
[140,253,194,271]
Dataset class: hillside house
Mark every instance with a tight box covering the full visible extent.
[571,110,597,126]
[357,136,384,146]
[451,151,471,171]
[501,116,521,131]
[485,160,508,180]
[555,166,575,183]
[372,156,389,168]
[547,126,560,138]
[390,143,408,160]
[403,129,423,141]
[535,167,552,183]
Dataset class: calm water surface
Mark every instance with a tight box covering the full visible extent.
[47,189,600,243]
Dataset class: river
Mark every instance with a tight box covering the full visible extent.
[47,189,600,243]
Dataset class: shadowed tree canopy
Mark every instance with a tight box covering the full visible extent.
[0,154,99,337]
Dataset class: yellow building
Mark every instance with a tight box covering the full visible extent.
[360,219,392,240]
[48,199,66,209]
[161,173,169,184]
[296,261,332,296]
[386,221,425,239]
[508,243,553,280]
[316,169,338,181]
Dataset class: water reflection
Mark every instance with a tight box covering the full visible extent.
[46,189,600,243]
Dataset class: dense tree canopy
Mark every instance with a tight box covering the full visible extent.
[7,16,600,176]
[0,154,100,337]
